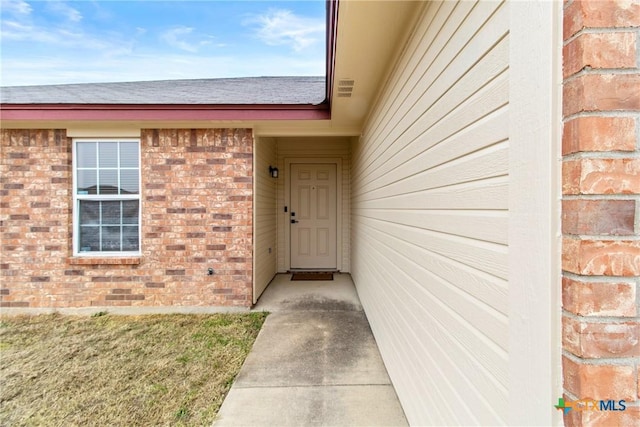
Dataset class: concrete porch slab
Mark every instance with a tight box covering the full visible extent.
[214,385,405,427]
[253,273,362,312]
[213,274,407,426]
[233,311,391,387]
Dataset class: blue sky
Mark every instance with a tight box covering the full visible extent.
[0,0,326,86]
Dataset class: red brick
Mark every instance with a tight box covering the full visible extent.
[2,128,254,309]
[581,0,640,28]
[563,277,637,317]
[206,244,226,250]
[564,74,640,117]
[104,295,127,302]
[563,316,640,358]
[0,301,29,307]
[565,404,640,427]
[563,160,582,195]
[562,116,637,154]
[563,356,636,400]
[144,282,165,288]
[563,158,640,195]
[562,199,636,235]
[558,0,638,415]
[564,0,640,40]
[564,0,585,40]
[165,244,186,251]
[563,237,640,276]
[563,32,637,78]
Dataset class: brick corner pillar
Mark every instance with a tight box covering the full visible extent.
[562,1,640,426]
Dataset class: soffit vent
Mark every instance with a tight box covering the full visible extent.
[337,79,355,98]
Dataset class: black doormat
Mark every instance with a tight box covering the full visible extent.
[291,272,334,281]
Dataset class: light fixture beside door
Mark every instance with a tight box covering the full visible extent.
[269,165,279,178]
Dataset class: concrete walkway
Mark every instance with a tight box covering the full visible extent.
[214,273,408,426]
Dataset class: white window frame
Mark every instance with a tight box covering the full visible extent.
[72,138,142,257]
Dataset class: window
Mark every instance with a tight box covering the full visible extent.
[73,139,141,255]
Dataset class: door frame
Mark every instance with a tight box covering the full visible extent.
[284,158,343,272]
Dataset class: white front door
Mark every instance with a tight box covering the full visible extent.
[290,163,337,269]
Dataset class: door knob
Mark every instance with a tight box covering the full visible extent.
[291,219,299,224]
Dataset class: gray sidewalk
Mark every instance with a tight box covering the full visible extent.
[214,273,408,426]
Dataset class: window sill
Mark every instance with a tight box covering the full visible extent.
[68,256,141,265]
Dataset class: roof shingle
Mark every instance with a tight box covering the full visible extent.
[0,76,326,105]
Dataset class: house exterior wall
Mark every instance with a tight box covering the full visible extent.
[561,1,640,425]
[1,128,254,308]
[276,137,351,273]
[351,1,510,424]
[254,136,277,303]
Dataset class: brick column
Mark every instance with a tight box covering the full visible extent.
[562,1,640,425]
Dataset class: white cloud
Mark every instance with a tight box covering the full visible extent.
[46,1,82,23]
[247,9,324,52]
[0,2,326,86]
[0,20,58,43]
[1,0,32,16]
[161,26,198,53]
[1,51,325,86]
[160,26,219,53]
[1,19,32,34]
[0,0,94,47]
[0,3,119,51]
[0,18,116,50]
[0,0,36,42]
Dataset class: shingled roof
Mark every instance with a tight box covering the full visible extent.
[0,76,326,105]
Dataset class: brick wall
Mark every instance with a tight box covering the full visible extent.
[0,128,253,308]
[562,1,640,425]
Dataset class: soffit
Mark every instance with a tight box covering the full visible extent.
[244,0,422,136]
[326,0,421,133]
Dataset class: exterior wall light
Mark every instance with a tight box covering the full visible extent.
[269,166,279,178]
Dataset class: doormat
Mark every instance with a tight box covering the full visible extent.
[291,272,334,281]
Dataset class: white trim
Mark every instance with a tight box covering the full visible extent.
[508,0,562,424]
[283,157,343,272]
[72,138,142,257]
[252,138,257,303]
[67,128,141,138]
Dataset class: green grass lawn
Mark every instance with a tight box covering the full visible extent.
[0,312,267,426]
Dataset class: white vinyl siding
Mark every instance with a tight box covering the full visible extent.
[253,136,278,303]
[351,1,509,425]
[276,137,351,273]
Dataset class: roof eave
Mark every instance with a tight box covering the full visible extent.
[325,0,339,106]
[0,103,331,121]
[0,0,339,123]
